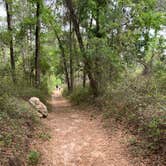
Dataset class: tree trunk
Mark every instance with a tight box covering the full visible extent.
[1,46,7,64]
[35,0,41,87]
[96,2,100,37]
[65,0,98,97]
[5,0,15,83]
[83,65,86,88]
[54,29,71,91]
[69,17,74,91]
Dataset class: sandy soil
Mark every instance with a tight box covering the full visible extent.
[31,90,138,166]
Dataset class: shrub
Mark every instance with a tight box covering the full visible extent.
[0,78,40,165]
[105,76,166,154]
[28,150,40,165]
[69,86,92,105]
[67,75,166,160]
[38,132,51,141]
[62,87,71,97]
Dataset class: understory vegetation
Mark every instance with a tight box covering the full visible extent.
[0,76,50,165]
[66,72,166,165]
[0,0,166,165]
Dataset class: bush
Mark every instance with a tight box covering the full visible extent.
[0,78,41,165]
[62,87,71,97]
[38,132,51,141]
[28,150,40,165]
[68,86,92,105]
[67,75,166,162]
[0,94,39,165]
[104,76,166,154]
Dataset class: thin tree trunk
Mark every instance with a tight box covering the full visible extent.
[65,0,98,96]
[69,17,74,91]
[96,2,100,37]
[49,17,71,91]
[53,29,71,91]
[83,65,86,88]
[2,46,7,64]
[5,0,15,82]
[58,36,71,91]
[35,0,41,87]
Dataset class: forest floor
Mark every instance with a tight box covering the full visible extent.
[31,90,147,166]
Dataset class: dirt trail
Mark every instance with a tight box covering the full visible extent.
[31,90,135,166]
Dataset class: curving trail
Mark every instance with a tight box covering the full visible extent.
[31,90,137,166]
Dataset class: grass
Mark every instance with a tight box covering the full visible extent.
[28,150,40,165]
[0,78,49,165]
[63,86,93,105]
[0,95,39,165]
[38,132,51,141]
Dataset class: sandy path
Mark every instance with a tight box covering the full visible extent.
[31,91,134,166]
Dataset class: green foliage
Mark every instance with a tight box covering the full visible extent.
[0,0,165,164]
[0,76,41,165]
[38,132,51,141]
[153,62,166,93]
[86,37,123,94]
[128,137,137,146]
[0,93,37,121]
[62,87,71,97]
[27,150,40,165]
[68,74,166,157]
[104,76,166,153]
[0,94,39,165]
[47,75,62,94]
[67,86,92,105]
[103,111,112,120]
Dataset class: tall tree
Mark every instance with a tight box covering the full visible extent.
[56,32,71,91]
[69,16,74,91]
[5,0,15,82]
[35,0,41,87]
[65,0,98,96]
